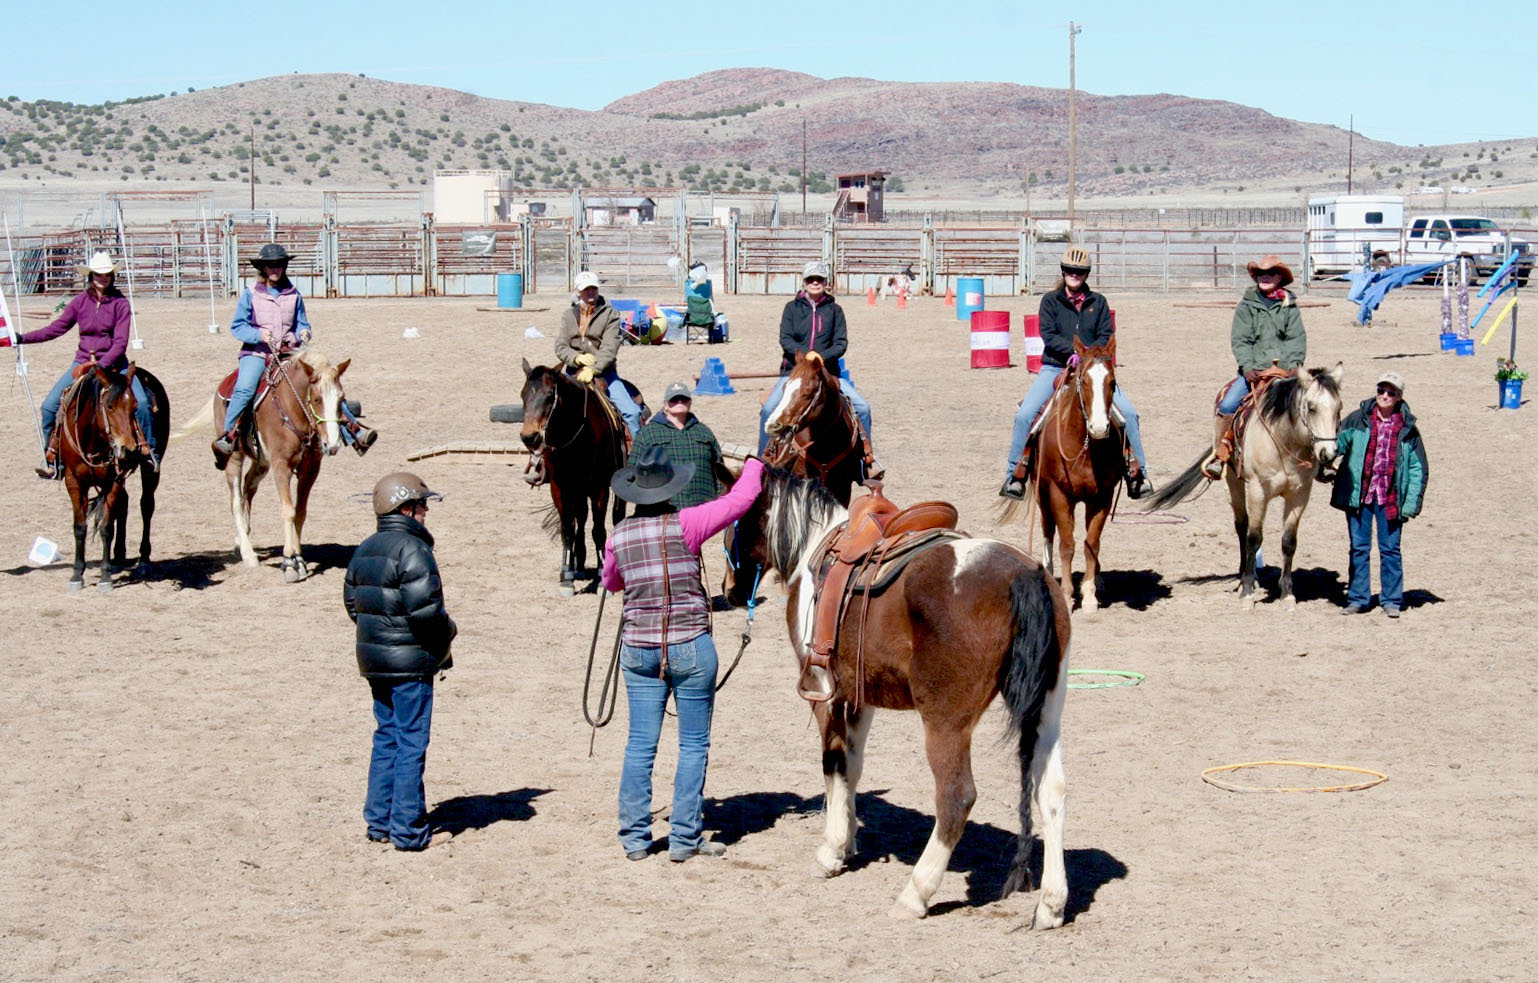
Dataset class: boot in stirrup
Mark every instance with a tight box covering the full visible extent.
[35,446,62,480]
[999,447,1031,500]
[349,424,378,456]
[211,429,238,471]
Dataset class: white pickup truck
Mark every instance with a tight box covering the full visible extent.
[1306,195,1532,285]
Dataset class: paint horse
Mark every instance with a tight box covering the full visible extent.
[1147,364,1344,607]
[732,467,1074,927]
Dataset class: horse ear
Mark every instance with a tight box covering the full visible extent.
[1328,361,1344,385]
[714,458,741,488]
[334,358,350,378]
[124,363,137,384]
[1073,336,1087,355]
[521,357,533,378]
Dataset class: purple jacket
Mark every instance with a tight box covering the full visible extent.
[19,287,132,368]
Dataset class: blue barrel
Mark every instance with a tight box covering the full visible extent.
[497,273,524,308]
[956,277,985,321]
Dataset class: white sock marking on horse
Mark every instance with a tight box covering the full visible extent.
[893,826,957,918]
[766,377,803,432]
[1086,363,1110,437]
[819,710,873,871]
[1029,643,1070,929]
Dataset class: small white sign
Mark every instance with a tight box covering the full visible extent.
[28,536,59,565]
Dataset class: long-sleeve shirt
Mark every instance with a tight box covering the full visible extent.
[18,287,132,368]
[230,283,311,350]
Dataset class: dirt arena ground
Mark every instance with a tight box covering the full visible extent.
[3,283,1535,982]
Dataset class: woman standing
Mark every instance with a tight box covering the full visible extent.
[601,447,765,862]
[1000,246,1150,499]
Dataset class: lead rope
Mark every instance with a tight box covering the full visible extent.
[583,588,622,756]
[658,514,672,679]
[715,526,762,693]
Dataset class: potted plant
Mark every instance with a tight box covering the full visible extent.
[1496,358,1528,409]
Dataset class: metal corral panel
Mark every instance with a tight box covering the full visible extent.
[433,223,525,296]
[836,226,923,293]
[579,226,678,289]
[737,227,822,294]
[935,226,1019,295]
[1068,229,1304,293]
[334,224,424,297]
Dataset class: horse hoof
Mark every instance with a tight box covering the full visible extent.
[1283,595,1297,609]
[283,564,302,583]
[558,584,575,598]
[812,846,846,878]
[67,580,84,593]
[887,897,927,920]
[135,563,151,580]
[97,579,115,594]
[1030,904,1066,931]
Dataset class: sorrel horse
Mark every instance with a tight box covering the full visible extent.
[1002,338,1126,612]
[54,363,170,592]
[1147,364,1344,607]
[519,359,628,594]
[212,349,350,581]
[730,467,1074,927]
[763,351,867,506]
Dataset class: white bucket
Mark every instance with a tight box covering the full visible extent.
[29,536,59,565]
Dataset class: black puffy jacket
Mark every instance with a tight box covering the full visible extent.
[344,513,457,679]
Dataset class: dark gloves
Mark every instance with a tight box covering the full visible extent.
[1244,369,1265,388]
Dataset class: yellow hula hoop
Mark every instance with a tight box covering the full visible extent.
[1201,760,1388,794]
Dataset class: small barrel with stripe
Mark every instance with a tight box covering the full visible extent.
[969,310,1012,369]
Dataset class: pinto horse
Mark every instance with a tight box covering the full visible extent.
[214,349,351,581]
[1148,364,1344,607]
[519,359,627,594]
[54,362,170,592]
[731,467,1073,927]
[1004,338,1127,611]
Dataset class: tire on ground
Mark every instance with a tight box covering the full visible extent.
[490,404,524,424]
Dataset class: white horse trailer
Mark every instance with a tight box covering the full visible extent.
[1306,194,1405,277]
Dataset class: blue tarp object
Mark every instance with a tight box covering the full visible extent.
[1477,251,1520,298]
[1471,278,1516,329]
[1348,261,1452,325]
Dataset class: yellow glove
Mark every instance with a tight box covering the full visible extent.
[576,366,596,384]
[575,353,597,367]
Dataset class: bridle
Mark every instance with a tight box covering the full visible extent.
[1051,354,1115,467]
[270,353,339,448]
[1257,378,1338,469]
[766,365,861,481]
[59,370,147,473]
[532,372,590,453]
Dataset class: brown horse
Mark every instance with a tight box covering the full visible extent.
[55,363,170,592]
[731,467,1073,927]
[215,349,351,581]
[519,359,627,595]
[1004,338,1127,611]
[762,351,867,506]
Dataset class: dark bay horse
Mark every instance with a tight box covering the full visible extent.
[212,349,351,581]
[732,468,1073,927]
[1148,364,1344,607]
[55,363,170,592]
[1003,338,1126,611]
[519,359,627,594]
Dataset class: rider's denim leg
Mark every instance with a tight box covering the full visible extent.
[1006,365,1063,471]
[838,378,872,441]
[128,375,156,455]
[39,369,73,449]
[759,375,791,454]
[1111,384,1146,469]
[1216,375,1248,415]
[223,356,266,432]
[338,398,362,446]
[604,372,642,437]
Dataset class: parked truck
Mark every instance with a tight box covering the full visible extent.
[1306,194,1531,285]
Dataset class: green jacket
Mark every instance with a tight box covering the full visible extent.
[628,411,723,508]
[555,297,623,375]
[1231,287,1306,374]
[1329,398,1428,520]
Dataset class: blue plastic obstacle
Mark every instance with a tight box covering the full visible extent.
[694,356,736,396]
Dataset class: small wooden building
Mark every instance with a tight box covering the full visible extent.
[584,195,656,227]
[833,171,886,223]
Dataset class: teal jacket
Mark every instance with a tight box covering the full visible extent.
[1231,287,1306,374]
[1329,398,1428,520]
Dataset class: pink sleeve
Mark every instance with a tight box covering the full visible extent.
[679,458,765,553]
[600,537,622,592]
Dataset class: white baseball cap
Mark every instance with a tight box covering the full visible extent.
[573,271,600,291]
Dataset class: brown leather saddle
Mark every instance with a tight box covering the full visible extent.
[798,487,963,703]
[1214,366,1293,468]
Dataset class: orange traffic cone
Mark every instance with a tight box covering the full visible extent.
[866,286,877,307]
[896,292,908,310]
[944,284,955,306]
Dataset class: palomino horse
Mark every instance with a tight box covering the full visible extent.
[1148,364,1345,607]
[519,359,627,594]
[731,467,1073,927]
[1003,338,1126,611]
[763,351,867,506]
[55,363,170,592]
[216,349,350,581]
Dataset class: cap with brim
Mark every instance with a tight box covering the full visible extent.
[802,261,829,281]
[1376,371,1405,394]
[249,243,292,270]
[574,271,601,291]
[611,445,695,505]
[663,381,693,403]
[77,251,121,278]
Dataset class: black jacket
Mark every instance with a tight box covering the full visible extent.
[1038,287,1113,367]
[344,513,457,680]
[778,293,848,374]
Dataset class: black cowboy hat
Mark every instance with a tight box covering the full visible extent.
[249,243,292,269]
[611,445,694,505]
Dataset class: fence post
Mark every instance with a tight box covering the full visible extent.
[421,213,435,297]
[822,216,835,283]
[726,211,739,294]
[519,215,533,294]
[1162,230,1170,293]
[1023,221,1036,296]
[922,214,935,295]
[323,213,339,298]
[1300,227,1311,295]
[223,216,238,297]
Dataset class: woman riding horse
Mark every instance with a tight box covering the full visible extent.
[1,252,157,479]
[1000,246,1150,501]
[212,243,376,469]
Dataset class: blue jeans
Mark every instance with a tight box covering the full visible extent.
[1347,505,1404,611]
[617,635,718,856]
[1217,375,1249,415]
[603,370,642,437]
[758,373,873,454]
[1006,366,1148,472]
[364,677,435,849]
[42,364,156,456]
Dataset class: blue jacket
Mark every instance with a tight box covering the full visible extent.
[1330,398,1428,520]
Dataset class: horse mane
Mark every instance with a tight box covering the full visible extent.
[763,466,843,578]
[296,348,332,376]
[1260,368,1340,425]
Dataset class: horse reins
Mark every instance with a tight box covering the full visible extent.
[773,368,862,482]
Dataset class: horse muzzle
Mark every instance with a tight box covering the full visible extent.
[520,429,543,451]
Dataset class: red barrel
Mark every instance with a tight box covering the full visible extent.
[970,311,1012,369]
[1022,314,1044,372]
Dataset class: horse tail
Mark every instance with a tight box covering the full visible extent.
[1143,449,1210,511]
[169,396,217,445]
[998,490,1029,525]
[998,566,1067,898]
[537,503,561,540]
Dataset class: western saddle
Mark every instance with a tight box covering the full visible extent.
[798,486,963,704]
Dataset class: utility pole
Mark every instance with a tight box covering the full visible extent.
[1067,21,1082,221]
[249,122,256,211]
[1346,114,1354,194]
[801,119,808,220]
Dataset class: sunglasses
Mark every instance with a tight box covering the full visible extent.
[1377,386,1400,396]
[804,277,826,284]
[1255,270,1282,278]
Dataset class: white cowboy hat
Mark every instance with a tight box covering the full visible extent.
[77,252,121,278]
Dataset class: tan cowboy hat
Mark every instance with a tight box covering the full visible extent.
[76,251,121,278]
[1246,255,1294,287]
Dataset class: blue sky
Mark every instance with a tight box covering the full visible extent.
[2,0,1530,147]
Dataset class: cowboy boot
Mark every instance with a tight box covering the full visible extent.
[347,421,378,456]
[1200,414,1235,480]
[211,428,238,471]
[34,443,62,480]
[1124,452,1152,500]
[999,445,1032,500]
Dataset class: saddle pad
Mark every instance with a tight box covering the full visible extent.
[215,366,273,409]
[817,529,967,597]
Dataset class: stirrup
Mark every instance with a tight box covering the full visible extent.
[1199,450,1224,481]
[352,427,377,456]
[999,475,1026,500]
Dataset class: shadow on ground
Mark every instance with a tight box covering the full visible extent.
[427,787,550,836]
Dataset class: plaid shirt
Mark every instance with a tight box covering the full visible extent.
[628,413,723,508]
[1362,409,1402,516]
[608,514,710,647]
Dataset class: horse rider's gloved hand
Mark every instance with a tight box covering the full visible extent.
[575,353,597,367]
[576,366,596,384]
[298,330,311,346]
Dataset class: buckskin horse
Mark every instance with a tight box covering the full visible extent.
[1147,364,1345,607]
[54,362,170,592]
[729,466,1073,927]
[519,359,628,594]
[1003,338,1127,612]
[182,349,351,581]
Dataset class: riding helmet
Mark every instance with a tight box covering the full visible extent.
[372,471,444,515]
[1060,246,1092,275]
